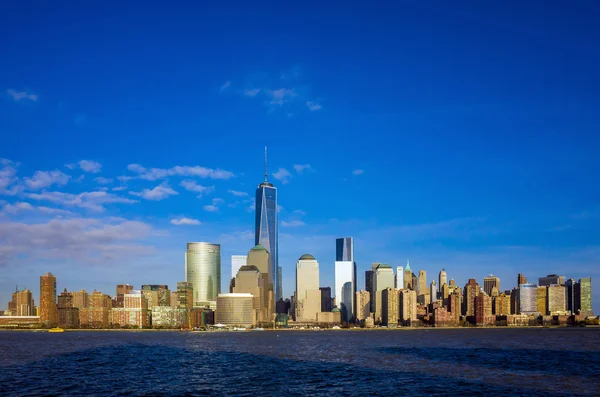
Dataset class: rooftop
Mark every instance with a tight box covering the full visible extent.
[299,254,316,261]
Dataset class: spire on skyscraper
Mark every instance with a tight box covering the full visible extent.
[264,146,268,183]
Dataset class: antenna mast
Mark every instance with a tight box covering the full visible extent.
[264,146,268,183]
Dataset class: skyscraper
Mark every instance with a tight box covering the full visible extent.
[519,283,538,315]
[185,242,221,307]
[373,264,395,321]
[438,269,447,298]
[463,279,480,316]
[396,266,404,290]
[336,237,354,261]
[484,275,500,297]
[565,278,576,313]
[430,281,437,303]
[8,289,35,316]
[539,274,565,287]
[518,273,527,287]
[255,147,279,300]
[418,270,427,295]
[231,255,247,280]
[40,272,58,326]
[335,260,355,323]
[246,244,274,319]
[575,277,592,316]
[404,261,412,290]
[295,254,321,322]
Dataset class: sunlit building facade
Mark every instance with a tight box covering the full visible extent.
[185,242,221,307]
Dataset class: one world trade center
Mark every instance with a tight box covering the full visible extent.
[255,147,280,300]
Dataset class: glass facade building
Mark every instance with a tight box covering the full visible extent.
[185,242,221,307]
[336,237,354,262]
[335,261,355,323]
[255,181,279,300]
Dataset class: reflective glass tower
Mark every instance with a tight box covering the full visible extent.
[255,147,279,300]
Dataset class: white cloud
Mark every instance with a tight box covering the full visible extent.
[0,217,155,266]
[293,164,312,174]
[130,183,178,201]
[352,169,364,175]
[79,160,102,173]
[212,198,225,205]
[24,170,70,190]
[272,168,293,184]
[220,81,231,92]
[228,190,248,197]
[281,220,305,227]
[2,201,73,216]
[293,210,306,216]
[170,217,201,226]
[306,101,322,111]
[180,180,215,197]
[27,190,138,212]
[203,205,219,212]
[7,89,38,102]
[127,164,234,181]
[267,88,296,106]
[95,177,114,185]
[65,163,77,170]
[244,88,260,97]
[0,160,22,195]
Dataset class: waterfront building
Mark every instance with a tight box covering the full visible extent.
[80,290,112,328]
[176,282,194,310]
[335,260,356,323]
[72,290,88,309]
[151,306,179,328]
[463,279,480,317]
[40,272,58,327]
[536,286,547,315]
[565,279,576,314]
[547,285,566,315]
[484,275,500,297]
[114,284,133,308]
[255,148,279,300]
[320,287,332,312]
[574,277,592,316]
[404,261,412,290]
[231,255,247,281]
[123,291,150,328]
[510,288,520,314]
[493,293,511,315]
[356,290,370,321]
[295,254,321,322]
[418,270,427,296]
[438,269,447,299]
[185,242,221,307]
[539,274,565,287]
[474,292,493,326]
[57,289,79,328]
[233,265,263,324]
[316,309,342,326]
[247,244,274,319]
[430,281,437,304]
[8,289,35,316]
[441,283,450,306]
[141,285,170,308]
[519,283,538,315]
[366,263,379,312]
[448,293,461,323]
[373,264,395,322]
[216,293,254,327]
[396,266,404,290]
[381,288,399,326]
[399,289,417,325]
[518,273,527,287]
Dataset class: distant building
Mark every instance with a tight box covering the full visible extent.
[231,255,247,281]
[335,260,355,323]
[536,286,547,315]
[233,265,264,324]
[373,264,395,322]
[216,293,254,327]
[483,275,500,297]
[114,284,133,308]
[365,263,379,312]
[320,287,332,313]
[574,277,593,316]
[404,261,412,290]
[185,242,221,307]
[519,283,538,315]
[493,293,511,315]
[539,274,565,287]
[8,289,35,316]
[316,309,342,326]
[418,270,427,296]
[396,266,404,290]
[547,285,566,315]
[111,290,150,328]
[430,281,437,304]
[463,279,480,316]
[336,237,354,262]
[356,290,371,321]
[57,289,79,328]
[39,272,58,327]
[565,279,576,314]
[141,285,170,307]
[81,291,112,328]
[438,269,447,299]
[399,289,417,325]
[247,245,274,322]
[295,254,321,322]
[474,292,493,326]
[71,290,89,309]
[518,273,527,287]
[381,288,399,326]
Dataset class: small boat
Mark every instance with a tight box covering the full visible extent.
[233,327,247,332]
[48,327,64,333]
[254,328,265,331]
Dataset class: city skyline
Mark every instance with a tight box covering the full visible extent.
[1,2,600,312]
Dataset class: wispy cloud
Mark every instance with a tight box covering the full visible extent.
[243,88,260,97]
[203,205,218,212]
[7,89,38,102]
[293,210,307,216]
[281,220,305,227]
[24,170,70,190]
[0,159,21,196]
[267,88,296,106]
[228,189,248,197]
[272,168,293,184]
[95,177,114,185]
[180,180,215,197]
[293,164,312,174]
[170,217,201,226]
[27,190,137,212]
[79,160,102,173]
[130,183,178,201]
[2,201,73,216]
[352,169,364,175]
[306,101,321,111]
[220,81,231,92]
[127,163,234,181]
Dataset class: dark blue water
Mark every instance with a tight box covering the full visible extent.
[1,328,599,396]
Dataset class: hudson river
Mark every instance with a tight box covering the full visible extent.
[1,328,599,396]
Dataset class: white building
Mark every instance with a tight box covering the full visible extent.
[295,254,321,322]
[519,283,538,315]
[396,266,404,289]
[335,261,355,323]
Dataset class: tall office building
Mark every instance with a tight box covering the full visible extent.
[365,263,379,312]
[40,272,58,326]
[404,261,412,290]
[484,275,500,297]
[565,278,576,313]
[320,287,332,312]
[233,265,263,324]
[539,274,565,287]
[519,283,538,315]
[356,290,371,321]
[396,266,404,290]
[575,277,592,315]
[547,285,566,314]
[381,288,399,326]
[185,242,221,307]
[295,254,321,322]
[518,273,527,287]
[438,269,447,298]
[463,279,479,316]
[336,237,354,261]
[536,286,547,315]
[335,261,356,323]
[231,255,247,280]
[255,147,279,300]
[8,289,35,316]
[430,281,437,303]
[418,270,427,295]
[247,244,274,319]
[373,264,395,321]
[399,289,417,324]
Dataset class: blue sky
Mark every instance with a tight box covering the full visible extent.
[1,1,599,311]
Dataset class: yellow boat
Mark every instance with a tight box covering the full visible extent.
[48,327,64,333]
